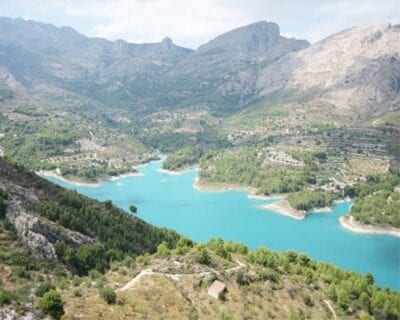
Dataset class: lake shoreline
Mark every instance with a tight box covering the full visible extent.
[193,176,256,193]
[193,176,285,199]
[36,170,143,187]
[261,200,306,220]
[40,161,399,290]
[157,168,191,176]
[193,177,336,220]
[339,216,400,238]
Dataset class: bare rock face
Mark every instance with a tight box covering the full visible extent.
[257,23,400,117]
[0,179,96,260]
[0,305,48,320]
[162,21,309,112]
[0,17,397,118]
[12,213,57,259]
[195,21,283,55]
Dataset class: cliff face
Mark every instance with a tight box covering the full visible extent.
[256,23,400,118]
[0,18,308,112]
[0,17,398,120]
[0,160,96,260]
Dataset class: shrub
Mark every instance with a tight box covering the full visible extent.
[35,282,55,297]
[129,205,137,214]
[235,271,248,286]
[195,246,211,265]
[258,268,278,283]
[72,275,82,287]
[122,256,136,268]
[17,306,25,316]
[0,290,11,305]
[14,267,29,279]
[175,237,193,255]
[0,198,6,219]
[110,261,121,272]
[157,242,170,257]
[88,269,102,280]
[58,279,69,290]
[100,287,116,304]
[119,268,127,275]
[95,275,107,289]
[37,290,65,320]
[73,289,82,297]
[303,295,314,307]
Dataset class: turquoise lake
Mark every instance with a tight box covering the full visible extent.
[43,160,400,290]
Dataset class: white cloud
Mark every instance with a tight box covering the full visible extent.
[56,0,250,47]
[2,0,399,48]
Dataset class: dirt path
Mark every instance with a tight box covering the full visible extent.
[118,269,155,291]
[117,259,246,292]
[324,299,337,320]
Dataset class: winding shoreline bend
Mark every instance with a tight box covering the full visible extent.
[262,200,306,220]
[262,200,333,220]
[36,170,143,187]
[40,167,400,239]
[340,216,400,238]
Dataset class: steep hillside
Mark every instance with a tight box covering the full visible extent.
[0,157,179,265]
[2,18,398,120]
[159,21,309,114]
[255,23,400,119]
[0,18,307,112]
[0,17,192,106]
[3,234,397,320]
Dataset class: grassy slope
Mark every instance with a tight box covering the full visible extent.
[0,220,68,317]
[60,242,400,320]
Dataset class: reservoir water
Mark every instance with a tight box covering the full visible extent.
[43,160,400,290]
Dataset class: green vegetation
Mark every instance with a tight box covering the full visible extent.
[199,147,319,195]
[157,241,171,257]
[100,287,117,304]
[58,162,135,182]
[66,237,398,319]
[35,282,56,297]
[175,237,194,255]
[129,204,137,214]
[368,110,400,128]
[0,157,180,276]
[39,191,179,275]
[142,132,192,153]
[37,290,65,320]
[351,191,400,228]
[344,169,400,228]
[0,103,149,182]
[163,146,202,171]
[195,245,211,265]
[288,190,333,211]
[0,115,85,170]
[0,189,8,219]
[0,290,11,305]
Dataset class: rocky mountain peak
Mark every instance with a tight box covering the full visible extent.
[195,21,290,55]
[162,36,174,48]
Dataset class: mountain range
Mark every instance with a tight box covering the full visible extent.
[1,17,398,119]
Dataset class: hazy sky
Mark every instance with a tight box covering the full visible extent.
[1,0,398,48]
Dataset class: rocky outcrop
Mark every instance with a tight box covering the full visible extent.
[0,18,398,118]
[0,178,96,260]
[257,23,400,118]
[0,18,307,112]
